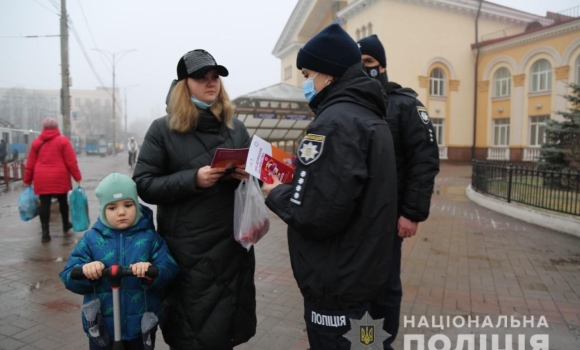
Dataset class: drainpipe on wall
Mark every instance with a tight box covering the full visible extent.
[472,0,483,161]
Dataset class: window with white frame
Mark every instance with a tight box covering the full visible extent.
[75,98,80,107]
[105,99,111,107]
[493,67,511,97]
[430,68,445,96]
[530,59,552,93]
[493,118,510,146]
[361,25,367,38]
[367,23,373,35]
[284,65,292,80]
[529,115,548,146]
[356,29,360,41]
[431,118,444,145]
[85,98,91,108]
[577,56,580,84]
[95,99,100,108]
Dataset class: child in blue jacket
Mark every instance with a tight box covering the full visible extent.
[60,173,179,350]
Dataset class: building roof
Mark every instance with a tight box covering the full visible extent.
[232,83,314,142]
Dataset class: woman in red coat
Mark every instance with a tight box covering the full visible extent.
[23,117,82,242]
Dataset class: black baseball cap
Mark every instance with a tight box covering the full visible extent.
[176,49,229,80]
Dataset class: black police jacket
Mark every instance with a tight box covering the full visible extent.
[266,63,398,308]
[133,112,256,349]
[383,79,440,222]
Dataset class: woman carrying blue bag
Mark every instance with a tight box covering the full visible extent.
[23,117,82,242]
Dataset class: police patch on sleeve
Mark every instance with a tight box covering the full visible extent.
[417,106,430,124]
[298,134,325,165]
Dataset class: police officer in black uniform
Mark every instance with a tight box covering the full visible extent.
[263,24,398,350]
[357,34,440,349]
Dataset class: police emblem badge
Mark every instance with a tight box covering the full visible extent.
[298,134,325,165]
[417,106,430,124]
[343,311,390,350]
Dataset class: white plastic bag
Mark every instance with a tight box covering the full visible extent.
[233,176,270,251]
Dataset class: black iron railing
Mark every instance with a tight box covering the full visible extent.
[472,160,580,216]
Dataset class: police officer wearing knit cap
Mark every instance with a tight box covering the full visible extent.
[134,49,257,350]
[263,23,398,350]
[358,34,440,349]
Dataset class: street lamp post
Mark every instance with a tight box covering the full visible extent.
[92,49,136,154]
[124,84,139,140]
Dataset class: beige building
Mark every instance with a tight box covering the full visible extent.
[270,0,579,161]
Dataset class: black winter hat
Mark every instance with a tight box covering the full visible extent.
[357,34,387,67]
[177,49,229,81]
[296,23,361,78]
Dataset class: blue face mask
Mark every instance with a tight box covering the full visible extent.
[190,95,217,109]
[302,73,319,102]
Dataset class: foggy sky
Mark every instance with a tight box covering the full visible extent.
[1,0,579,134]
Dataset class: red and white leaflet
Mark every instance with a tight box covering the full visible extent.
[245,135,295,184]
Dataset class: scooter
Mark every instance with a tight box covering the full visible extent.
[71,265,159,350]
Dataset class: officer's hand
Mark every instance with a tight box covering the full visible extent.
[196,166,225,188]
[398,216,418,238]
[82,261,105,280]
[23,183,30,188]
[261,174,281,196]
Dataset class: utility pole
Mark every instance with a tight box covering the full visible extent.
[60,0,71,138]
[93,49,135,155]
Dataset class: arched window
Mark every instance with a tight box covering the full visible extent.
[493,67,511,97]
[576,56,580,84]
[430,68,445,96]
[530,59,552,92]
[361,25,367,38]
[367,22,373,35]
[355,28,361,41]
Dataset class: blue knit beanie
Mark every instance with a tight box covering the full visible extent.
[95,173,142,229]
[296,23,361,77]
[357,34,387,67]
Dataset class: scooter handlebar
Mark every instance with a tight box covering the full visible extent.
[70,265,159,281]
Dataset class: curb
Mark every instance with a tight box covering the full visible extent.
[465,185,580,238]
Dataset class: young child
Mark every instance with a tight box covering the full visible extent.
[60,173,179,350]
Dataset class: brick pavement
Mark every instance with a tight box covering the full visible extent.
[0,157,579,350]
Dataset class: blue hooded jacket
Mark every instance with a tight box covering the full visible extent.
[60,205,179,341]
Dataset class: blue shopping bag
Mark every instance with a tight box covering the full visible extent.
[18,187,39,222]
[70,186,90,232]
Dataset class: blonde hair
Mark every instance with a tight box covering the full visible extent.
[167,79,234,132]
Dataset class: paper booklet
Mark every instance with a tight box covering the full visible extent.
[210,148,249,171]
[245,135,295,184]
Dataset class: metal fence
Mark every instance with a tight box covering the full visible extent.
[472,160,580,216]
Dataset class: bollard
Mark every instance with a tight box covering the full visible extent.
[20,161,26,181]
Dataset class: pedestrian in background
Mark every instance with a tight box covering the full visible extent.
[0,139,6,165]
[262,23,398,350]
[23,117,82,243]
[60,173,179,350]
[358,34,440,349]
[133,49,256,350]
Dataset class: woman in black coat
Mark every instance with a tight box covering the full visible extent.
[133,49,256,350]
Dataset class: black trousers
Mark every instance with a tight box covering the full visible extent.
[38,193,69,228]
[304,299,374,350]
[370,235,403,350]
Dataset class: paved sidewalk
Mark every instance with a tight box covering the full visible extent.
[0,158,579,350]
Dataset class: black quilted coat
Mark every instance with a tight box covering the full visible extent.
[133,111,256,350]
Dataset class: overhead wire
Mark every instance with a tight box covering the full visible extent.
[29,0,59,16]
[75,0,111,73]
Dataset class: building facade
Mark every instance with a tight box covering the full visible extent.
[475,14,580,162]
[0,86,122,141]
[272,0,579,161]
